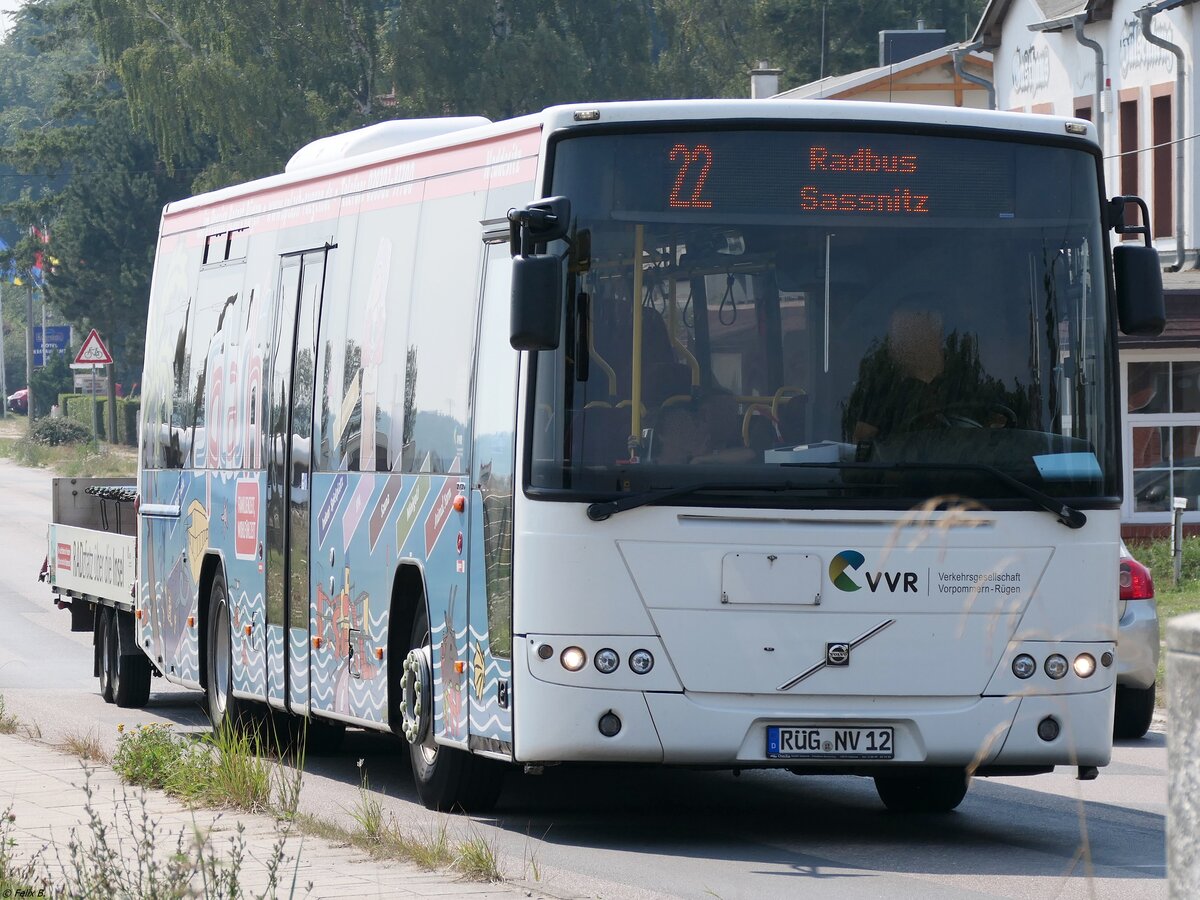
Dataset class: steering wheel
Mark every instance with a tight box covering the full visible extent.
[896,401,1017,433]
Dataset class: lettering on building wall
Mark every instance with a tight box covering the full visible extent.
[1120,18,1176,77]
[1010,44,1050,96]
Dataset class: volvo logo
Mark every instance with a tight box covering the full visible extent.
[778,620,895,691]
[826,643,850,666]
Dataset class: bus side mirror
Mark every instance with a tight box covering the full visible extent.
[509,198,570,351]
[1109,196,1165,337]
[510,255,562,350]
[1114,244,1165,336]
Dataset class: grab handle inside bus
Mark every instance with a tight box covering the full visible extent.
[509,197,571,351]
[1108,195,1165,337]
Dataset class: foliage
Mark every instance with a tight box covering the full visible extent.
[50,770,309,900]
[111,722,182,789]
[64,394,106,439]
[29,414,90,445]
[29,346,72,417]
[0,0,985,407]
[0,696,17,735]
[113,721,303,817]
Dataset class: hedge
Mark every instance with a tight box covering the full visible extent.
[56,393,140,446]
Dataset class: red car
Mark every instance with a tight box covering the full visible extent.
[6,388,27,414]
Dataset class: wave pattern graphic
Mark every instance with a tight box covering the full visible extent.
[232,590,266,695]
[176,629,201,683]
[287,629,309,705]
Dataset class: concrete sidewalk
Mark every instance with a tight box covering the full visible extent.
[0,732,532,899]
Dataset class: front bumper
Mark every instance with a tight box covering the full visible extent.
[511,676,1115,769]
[1117,599,1159,690]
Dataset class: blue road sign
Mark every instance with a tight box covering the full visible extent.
[33,325,72,367]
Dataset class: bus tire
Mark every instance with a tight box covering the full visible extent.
[97,607,115,704]
[111,611,151,708]
[405,604,503,812]
[1114,682,1156,740]
[874,769,969,813]
[205,570,255,734]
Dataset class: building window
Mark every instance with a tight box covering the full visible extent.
[1119,95,1140,238]
[1128,359,1200,514]
[1152,92,1172,238]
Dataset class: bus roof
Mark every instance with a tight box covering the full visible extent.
[161,99,1096,227]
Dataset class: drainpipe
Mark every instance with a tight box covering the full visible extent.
[950,42,995,110]
[1136,3,1187,270]
[1070,14,1106,153]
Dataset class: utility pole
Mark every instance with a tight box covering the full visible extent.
[24,281,33,422]
[0,280,7,418]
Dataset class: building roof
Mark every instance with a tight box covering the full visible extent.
[773,44,991,101]
[973,0,1115,47]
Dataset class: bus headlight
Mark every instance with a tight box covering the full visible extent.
[1011,654,1036,679]
[1044,654,1069,679]
[1073,653,1096,678]
[594,648,620,674]
[560,647,587,672]
[629,649,654,674]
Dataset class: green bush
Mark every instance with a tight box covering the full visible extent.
[29,351,73,418]
[116,397,140,446]
[65,395,106,440]
[111,723,185,790]
[29,417,91,446]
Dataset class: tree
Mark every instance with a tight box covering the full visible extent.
[92,0,386,190]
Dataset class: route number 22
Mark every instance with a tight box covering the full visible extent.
[669,143,714,209]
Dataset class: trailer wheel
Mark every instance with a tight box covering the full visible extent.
[205,570,255,734]
[874,769,969,813]
[404,603,503,812]
[110,611,151,709]
[97,607,115,704]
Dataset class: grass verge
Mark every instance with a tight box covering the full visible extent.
[0,418,134,477]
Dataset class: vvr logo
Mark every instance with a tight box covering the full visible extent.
[829,550,919,593]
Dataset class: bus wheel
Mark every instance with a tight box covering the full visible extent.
[205,570,254,734]
[402,605,503,812]
[1113,683,1156,740]
[97,607,115,703]
[874,769,969,813]
[111,610,151,708]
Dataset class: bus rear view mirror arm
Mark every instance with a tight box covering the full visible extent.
[509,198,571,351]
[1107,195,1165,337]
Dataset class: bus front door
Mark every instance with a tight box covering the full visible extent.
[265,247,329,715]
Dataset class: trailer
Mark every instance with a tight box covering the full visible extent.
[42,477,153,707]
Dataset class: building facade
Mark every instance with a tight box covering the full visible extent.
[978,0,1200,531]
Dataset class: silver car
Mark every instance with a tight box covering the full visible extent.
[1116,542,1159,739]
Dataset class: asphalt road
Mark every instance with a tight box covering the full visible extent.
[0,457,1168,899]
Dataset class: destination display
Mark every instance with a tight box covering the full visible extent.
[601,131,1022,220]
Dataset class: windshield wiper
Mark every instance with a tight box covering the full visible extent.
[586,480,843,521]
[777,460,1087,529]
[585,462,1087,528]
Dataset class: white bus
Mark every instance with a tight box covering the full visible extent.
[128,100,1163,813]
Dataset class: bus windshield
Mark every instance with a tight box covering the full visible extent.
[529,128,1118,510]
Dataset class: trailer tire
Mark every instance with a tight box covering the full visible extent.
[111,612,151,709]
[97,607,115,704]
[405,604,503,812]
[205,570,256,734]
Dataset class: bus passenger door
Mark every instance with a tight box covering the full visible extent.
[264,247,330,715]
[467,241,518,751]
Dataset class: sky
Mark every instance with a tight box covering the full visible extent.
[0,1,21,40]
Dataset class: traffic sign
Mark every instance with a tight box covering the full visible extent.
[34,325,72,367]
[73,329,113,366]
